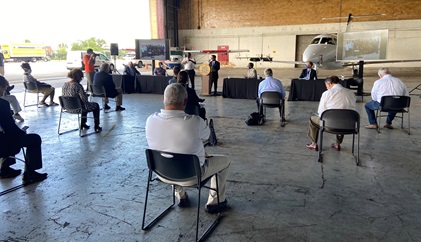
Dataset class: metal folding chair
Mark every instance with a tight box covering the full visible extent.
[259,91,286,127]
[318,109,360,166]
[23,81,42,108]
[376,95,411,135]
[142,149,222,242]
[58,96,94,137]
[90,84,115,113]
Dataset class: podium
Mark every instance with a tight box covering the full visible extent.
[201,76,211,95]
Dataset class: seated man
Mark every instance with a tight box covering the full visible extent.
[21,62,58,107]
[245,62,257,79]
[145,83,230,213]
[0,75,47,182]
[364,67,409,129]
[153,62,168,76]
[93,63,125,111]
[123,61,140,76]
[306,76,356,151]
[299,61,318,80]
[256,68,286,118]
[168,66,180,84]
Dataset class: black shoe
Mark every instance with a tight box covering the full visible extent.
[205,199,228,214]
[94,125,103,133]
[178,193,189,208]
[116,106,126,111]
[80,123,90,130]
[6,85,15,93]
[104,104,111,110]
[199,99,205,102]
[22,171,48,183]
[0,167,22,179]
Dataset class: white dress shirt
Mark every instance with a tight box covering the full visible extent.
[317,84,356,116]
[371,74,409,102]
[258,76,286,98]
[145,109,210,166]
[182,57,195,70]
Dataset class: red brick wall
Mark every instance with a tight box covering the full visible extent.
[179,0,421,30]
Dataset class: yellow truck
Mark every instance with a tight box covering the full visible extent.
[1,43,50,62]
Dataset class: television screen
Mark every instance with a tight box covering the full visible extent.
[336,30,388,61]
[135,39,170,60]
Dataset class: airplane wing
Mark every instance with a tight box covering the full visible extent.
[341,59,421,67]
[184,49,249,54]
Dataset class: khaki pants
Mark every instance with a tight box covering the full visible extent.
[102,89,123,107]
[308,115,344,144]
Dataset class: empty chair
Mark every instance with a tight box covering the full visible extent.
[259,91,286,127]
[23,81,41,107]
[376,95,411,135]
[142,149,222,242]
[58,96,94,137]
[318,109,360,166]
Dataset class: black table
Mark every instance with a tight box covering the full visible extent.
[136,75,171,94]
[288,78,351,101]
[112,74,136,94]
[222,78,261,99]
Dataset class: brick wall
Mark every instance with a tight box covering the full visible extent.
[179,0,421,30]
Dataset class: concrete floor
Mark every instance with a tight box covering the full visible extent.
[1,67,421,242]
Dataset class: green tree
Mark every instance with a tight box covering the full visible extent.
[71,37,107,52]
[51,43,68,60]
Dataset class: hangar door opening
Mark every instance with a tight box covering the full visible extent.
[295,34,319,68]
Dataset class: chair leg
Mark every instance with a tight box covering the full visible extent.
[356,133,360,166]
[198,174,222,242]
[408,111,410,135]
[58,109,63,135]
[376,110,381,133]
[351,133,355,156]
[318,128,323,163]
[280,101,286,127]
[142,172,175,231]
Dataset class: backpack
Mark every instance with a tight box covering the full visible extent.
[245,112,264,125]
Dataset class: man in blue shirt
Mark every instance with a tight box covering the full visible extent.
[256,68,286,118]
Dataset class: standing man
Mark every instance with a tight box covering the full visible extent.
[299,61,318,80]
[93,63,125,111]
[365,67,409,129]
[306,76,356,151]
[245,62,257,79]
[0,51,4,76]
[209,55,220,96]
[145,83,230,213]
[83,48,96,92]
[256,68,286,117]
[0,76,47,182]
[181,52,196,89]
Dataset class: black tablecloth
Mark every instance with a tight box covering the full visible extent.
[136,75,171,94]
[222,78,261,99]
[288,78,351,101]
[112,75,136,94]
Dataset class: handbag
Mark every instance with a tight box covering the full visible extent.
[208,119,217,146]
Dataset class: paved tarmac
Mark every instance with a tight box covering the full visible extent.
[1,66,421,241]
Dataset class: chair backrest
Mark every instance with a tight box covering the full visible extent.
[24,81,39,91]
[91,84,107,97]
[320,109,360,134]
[59,96,84,113]
[260,91,282,106]
[380,95,411,112]
[145,149,202,183]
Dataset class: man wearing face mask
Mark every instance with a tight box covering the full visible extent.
[299,61,318,80]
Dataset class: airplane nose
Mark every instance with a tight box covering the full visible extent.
[303,45,320,63]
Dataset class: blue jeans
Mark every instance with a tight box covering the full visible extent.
[365,100,396,125]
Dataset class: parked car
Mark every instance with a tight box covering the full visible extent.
[122,52,144,68]
[66,51,114,71]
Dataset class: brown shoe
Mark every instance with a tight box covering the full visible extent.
[383,124,394,129]
[364,124,378,129]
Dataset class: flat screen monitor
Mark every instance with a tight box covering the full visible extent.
[135,39,170,60]
[337,30,388,61]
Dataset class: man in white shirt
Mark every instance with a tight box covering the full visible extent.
[245,62,257,79]
[306,76,356,151]
[256,68,286,118]
[364,68,409,129]
[145,83,230,213]
[181,53,196,89]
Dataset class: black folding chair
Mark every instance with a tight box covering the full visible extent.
[23,81,41,108]
[142,149,222,242]
[318,109,360,166]
[259,91,286,127]
[58,96,94,137]
[376,95,411,135]
[90,84,115,113]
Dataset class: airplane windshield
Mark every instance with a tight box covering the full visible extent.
[311,38,320,44]
[321,38,336,45]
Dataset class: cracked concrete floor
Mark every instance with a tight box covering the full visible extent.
[1,67,421,241]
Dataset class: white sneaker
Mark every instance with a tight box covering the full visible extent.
[13,113,24,122]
